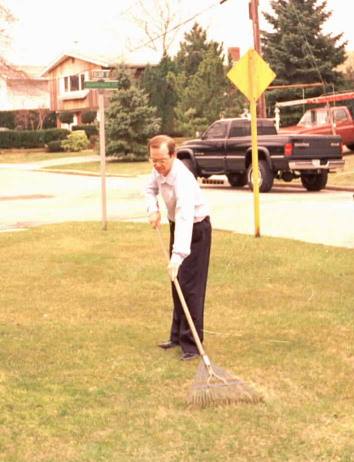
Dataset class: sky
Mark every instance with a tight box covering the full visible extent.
[2,0,354,68]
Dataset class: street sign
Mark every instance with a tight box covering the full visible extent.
[90,69,111,80]
[84,80,118,89]
[227,49,275,102]
[227,49,276,238]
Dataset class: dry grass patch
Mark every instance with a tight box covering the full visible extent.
[0,222,353,461]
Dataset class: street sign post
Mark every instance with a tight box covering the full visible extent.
[85,80,119,89]
[84,79,119,230]
[227,49,276,238]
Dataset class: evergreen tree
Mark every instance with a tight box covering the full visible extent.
[173,23,233,135]
[105,67,161,160]
[175,22,223,77]
[262,0,347,123]
[141,54,178,134]
[174,47,230,135]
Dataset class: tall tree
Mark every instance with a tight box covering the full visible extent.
[174,47,229,135]
[262,0,347,123]
[141,54,178,134]
[105,67,161,159]
[175,22,223,77]
[127,0,182,58]
[173,23,231,135]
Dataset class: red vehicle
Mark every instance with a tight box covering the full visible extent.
[277,91,354,151]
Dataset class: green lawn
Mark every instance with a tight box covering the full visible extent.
[46,159,152,176]
[1,222,353,462]
[328,153,354,186]
[0,149,95,163]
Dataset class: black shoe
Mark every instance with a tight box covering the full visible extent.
[158,340,179,350]
[180,352,199,361]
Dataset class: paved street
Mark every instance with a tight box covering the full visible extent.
[0,157,353,249]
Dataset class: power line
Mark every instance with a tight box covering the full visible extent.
[128,0,227,53]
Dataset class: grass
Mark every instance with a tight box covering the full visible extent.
[328,153,354,186]
[46,159,152,176]
[0,149,94,163]
[0,222,353,462]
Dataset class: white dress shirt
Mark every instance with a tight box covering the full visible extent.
[145,158,209,265]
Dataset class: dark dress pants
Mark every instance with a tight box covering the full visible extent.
[169,217,212,354]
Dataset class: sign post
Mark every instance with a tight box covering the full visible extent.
[98,89,107,231]
[84,78,118,230]
[227,49,276,237]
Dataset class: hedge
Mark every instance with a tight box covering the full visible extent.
[0,128,69,149]
[72,124,98,137]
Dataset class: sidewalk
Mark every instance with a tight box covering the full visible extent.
[0,154,100,171]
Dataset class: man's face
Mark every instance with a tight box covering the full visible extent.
[149,143,175,176]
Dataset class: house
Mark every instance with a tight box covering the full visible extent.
[0,58,49,112]
[41,51,146,127]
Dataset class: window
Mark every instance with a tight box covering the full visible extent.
[316,110,329,126]
[334,108,348,122]
[204,122,227,139]
[229,121,246,137]
[70,75,79,91]
[62,72,86,93]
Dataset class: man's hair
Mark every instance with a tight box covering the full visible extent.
[148,135,175,156]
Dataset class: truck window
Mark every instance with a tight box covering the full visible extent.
[299,111,313,127]
[316,110,329,126]
[334,108,348,122]
[204,122,227,139]
[229,121,247,137]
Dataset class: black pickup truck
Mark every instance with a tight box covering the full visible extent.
[176,118,344,192]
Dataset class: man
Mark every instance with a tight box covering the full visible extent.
[145,134,212,361]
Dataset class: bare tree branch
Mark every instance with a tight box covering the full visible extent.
[128,0,182,56]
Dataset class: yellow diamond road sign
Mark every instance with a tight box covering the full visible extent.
[227,49,276,101]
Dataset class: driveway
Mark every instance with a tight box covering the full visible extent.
[0,157,353,249]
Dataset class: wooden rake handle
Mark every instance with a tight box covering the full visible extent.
[156,227,209,362]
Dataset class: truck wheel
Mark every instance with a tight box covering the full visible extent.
[247,159,274,193]
[227,173,247,187]
[181,158,197,178]
[300,171,328,191]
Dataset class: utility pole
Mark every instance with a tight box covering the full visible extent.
[249,0,267,117]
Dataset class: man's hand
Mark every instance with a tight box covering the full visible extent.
[167,259,181,281]
[148,211,161,229]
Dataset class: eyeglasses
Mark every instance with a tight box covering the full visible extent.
[149,157,171,165]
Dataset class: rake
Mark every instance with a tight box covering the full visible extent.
[156,227,263,409]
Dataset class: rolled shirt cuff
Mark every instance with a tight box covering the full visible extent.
[170,252,184,267]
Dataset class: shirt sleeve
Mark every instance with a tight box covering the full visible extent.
[171,175,195,264]
[144,171,160,215]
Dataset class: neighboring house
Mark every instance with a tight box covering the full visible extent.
[41,51,146,127]
[0,58,49,111]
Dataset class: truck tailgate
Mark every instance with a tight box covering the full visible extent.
[288,135,342,159]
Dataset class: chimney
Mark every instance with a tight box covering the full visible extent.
[228,47,240,62]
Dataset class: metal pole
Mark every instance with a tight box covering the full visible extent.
[249,51,261,237]
[249,0,266,118]
[98,90,108,230]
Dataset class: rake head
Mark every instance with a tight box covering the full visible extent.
[187,360,263,409]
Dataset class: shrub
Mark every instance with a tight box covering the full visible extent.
[47,140,64,152]
[58,111,74,124]
[43,111,57,129]
[61,130,89,152]
[0,111,16,129]
[0,128,69,148]
[72,124,98,137]
[81,111,97,124]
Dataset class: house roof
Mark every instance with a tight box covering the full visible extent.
[41,50,147,77]
[0,58,30,80]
